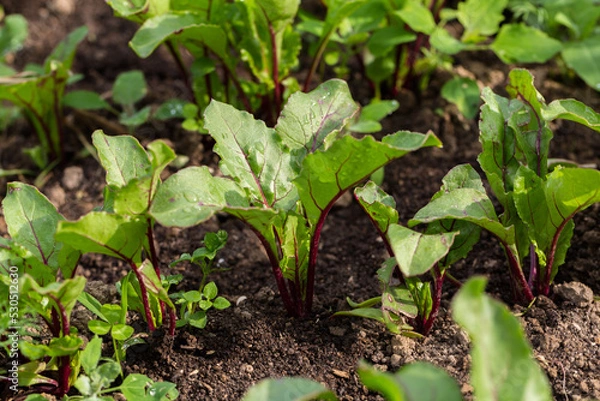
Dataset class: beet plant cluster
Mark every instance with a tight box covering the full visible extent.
[1,0,600,400]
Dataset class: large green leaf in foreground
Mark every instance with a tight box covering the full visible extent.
[453,278,552,401]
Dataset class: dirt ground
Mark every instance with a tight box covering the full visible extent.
[1,1,599,400]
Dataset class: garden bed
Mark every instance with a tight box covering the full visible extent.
[1,1,599,400]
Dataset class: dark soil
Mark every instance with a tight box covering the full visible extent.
[1,1,599,401]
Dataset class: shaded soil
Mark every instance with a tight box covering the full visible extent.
[1,1,599,400]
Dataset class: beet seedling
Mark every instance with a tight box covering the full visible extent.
[335,175,480,336]
[410,69,600,304]
[106,0,301,124]
[150,79,441,317]
[56,131,178,334]
[0,182,83,396]
[0,26,87,168]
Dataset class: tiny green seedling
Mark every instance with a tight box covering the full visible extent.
[65,336,179,401]
[63,70,161,133]
[169,230,231,329]
[78,274,144,366]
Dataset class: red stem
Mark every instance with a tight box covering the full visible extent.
[540,217,572,296]
[128,260,156,331]
[501,241,534,304]
[49,296,71,396]
[146,223,166,321]
[247,225,295,316]
[421,265,444,335]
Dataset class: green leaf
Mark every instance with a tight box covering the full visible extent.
[514,167,600,269]
[253,0,300,33]
[3,182,64,276]
[88,319,112,335]
[129,12,204,58]
[0,14,28,56]
[113,177,153,216]
[296,131,441,223]
[150,166,250,227]
[77,291,106,321]
[105,0,151,19]
[154,98,187,120]
[241,377,337,401]
[367,26,416,57]
[542,98,600,130]
[119,373,179,401]
[56,212,147,261]
[357,361,462,401]
[477,87,526,207]
[358,100,399,123]
[441,77,480,119]
[80,336,102,373]
[204,100,297,210]
[63,90,110,110]
[92,130,152,188]
[354,181,398,236]
[213,296,231,310]
[44,25,88,71]
[20,275,87,320]
[96,359,122,386]
[388,225,456,277]
[430,27,468,55]
[333,307,386,324]
[101,304,123,324]
[452,277,552,401]
[182,290,202,303]
[202,281,218,300]
[113,70,147,106]
[394,1,436,34]
[409,187,514,244]
[74,374,92,396]
[562,34,600,91]
[320,0,367,43]
[457,0,508,42]
[278,212,311,282]
[112,323,134,341]
[120,105,152,128]
[491,24,562,64]
[276,79,359,155]
[147,139,177,195]
[176,24,230,65]
[188,310,207,329]
[46,334,83,357]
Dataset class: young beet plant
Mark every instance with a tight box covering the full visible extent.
[0,25,87,168]
[56,130,178,334]
[335,175,481,336]
[106,0,301,123]
[149,79,441,317]
[410,69,600,304]
[1,182,82,396]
